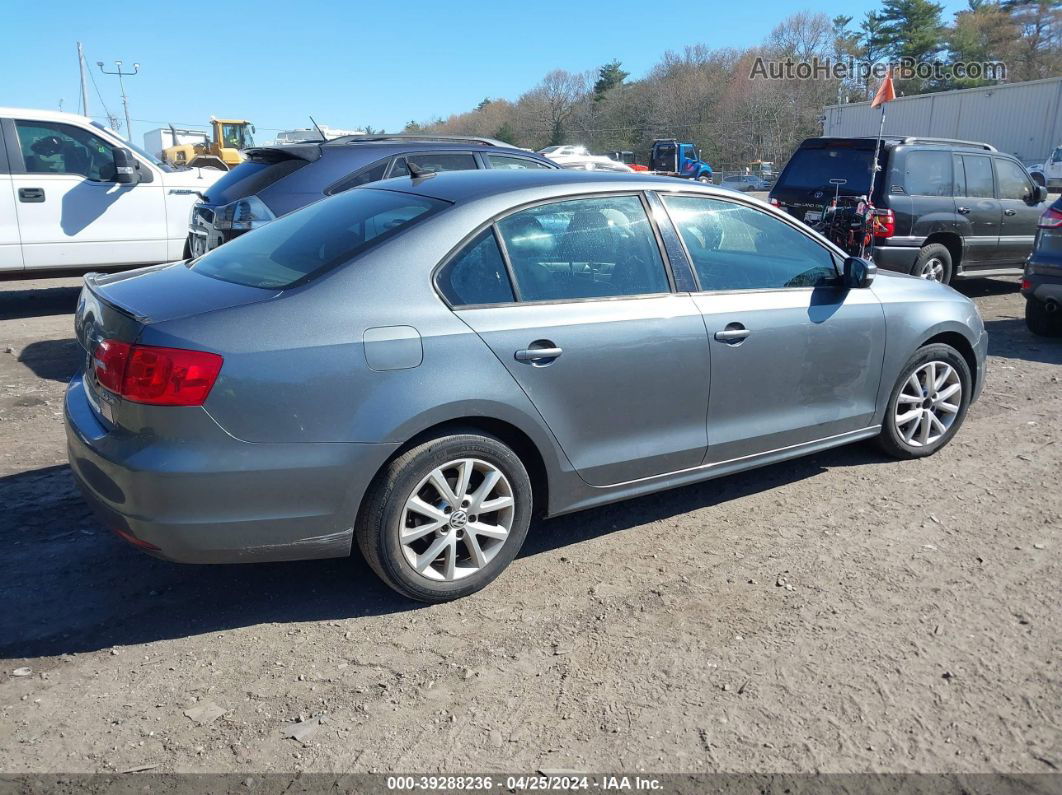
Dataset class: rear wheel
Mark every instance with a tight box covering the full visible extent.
[877,343,971,459]
[1025,297,1062,337]
[911,243,953,284]
[356,433,532,602]
[697,175,712,184]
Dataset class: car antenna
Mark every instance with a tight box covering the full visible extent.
[309,115,327,142]
[405,160,434,180]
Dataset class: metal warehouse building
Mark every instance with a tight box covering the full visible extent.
[822,76,1062,164]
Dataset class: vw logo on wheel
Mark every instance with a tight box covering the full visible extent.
[449,509,469,530]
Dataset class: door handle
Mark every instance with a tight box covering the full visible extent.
[714,325,750,343]
[18,187,45,203]
[957,206,970,214]
[1004,208,1017,216]
[514,345,563,363]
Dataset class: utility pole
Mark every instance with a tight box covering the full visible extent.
[97,59,139,141]
[77,42,89,117]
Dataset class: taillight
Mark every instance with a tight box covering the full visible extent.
[1022,279,1032,290]
[93,340,222,406]
[871,208,896,238]
[769,197,781,207]
[1038,206,1062,228]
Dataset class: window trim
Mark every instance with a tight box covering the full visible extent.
[431,190,680,310]
[654,189,844,296]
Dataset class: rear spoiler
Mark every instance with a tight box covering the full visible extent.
[243,144,322,164]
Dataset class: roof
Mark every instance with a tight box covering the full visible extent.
[0,106,102,125]
[364,168,726,203]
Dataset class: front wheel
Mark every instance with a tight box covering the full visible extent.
[355,432,533,602]
[877,343,972,459]
[696,175,712,184]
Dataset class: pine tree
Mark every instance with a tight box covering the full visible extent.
[593,60,629,101]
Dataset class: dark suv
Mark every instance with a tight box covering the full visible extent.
[770,136,1049,283]
[187,135,556,256]
[1022,196,1062,336]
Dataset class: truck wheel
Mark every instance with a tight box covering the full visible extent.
[911,243,952,284]
[697,175,712,184]
[1025,298,1062,337]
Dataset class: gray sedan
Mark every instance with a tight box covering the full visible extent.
[66,171,987,602]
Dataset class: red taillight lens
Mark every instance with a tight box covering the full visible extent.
[1038,207,1062,228]
[769,197,781,207]
[871,208,896,238]
[92,340,222,406]
[1022,279,1032,290]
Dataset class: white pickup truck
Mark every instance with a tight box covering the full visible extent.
[1029,145,1062,191]
[0,107,223,274]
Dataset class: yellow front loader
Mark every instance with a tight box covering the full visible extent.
[161,117,256,171]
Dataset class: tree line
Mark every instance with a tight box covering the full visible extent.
[406,0,1060,173]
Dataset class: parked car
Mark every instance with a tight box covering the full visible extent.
[770,136,1049,283]
[188,135,556,256]
[537,145,589,159]
[721,174,772,192]
[1028,144,1062,191]
[1022,196,1062,336]
[0,107,223,274]
[67,170,986,602]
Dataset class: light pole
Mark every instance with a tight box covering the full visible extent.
[97,60,139,140]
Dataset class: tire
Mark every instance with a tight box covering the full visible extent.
[879,341,972,458]
[355,432,533,602]
[911,243,953,284]
[696,175,712,184]
[877,343,972,460]
[1025,297,1062,337]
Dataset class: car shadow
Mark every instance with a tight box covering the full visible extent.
[0,284,81,320]
[0,442,885,660]
[952,276,1020,298]
[17,338,82,382]
[984,317,1062,365]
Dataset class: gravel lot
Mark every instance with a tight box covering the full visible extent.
[0,273,1059,775]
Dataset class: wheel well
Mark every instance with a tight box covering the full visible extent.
[923,232,963,269]
[382,418,550,518]
[923,331,978,391]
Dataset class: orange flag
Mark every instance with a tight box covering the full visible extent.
[871,66,896,108]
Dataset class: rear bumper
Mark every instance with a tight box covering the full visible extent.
[871,243,919,273]
[65,374,399,564]
[1021,270,1062,305]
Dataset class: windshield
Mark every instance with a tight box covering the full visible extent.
[191,188,447,289]
[90,120,173,171]
[779,146,876,193]
[221,123,254,150]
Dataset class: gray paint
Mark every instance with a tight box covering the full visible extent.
[66,170,987,564]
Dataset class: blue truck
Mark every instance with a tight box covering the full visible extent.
[649,139,713,182]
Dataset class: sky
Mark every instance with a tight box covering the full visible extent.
[2,0,969,145]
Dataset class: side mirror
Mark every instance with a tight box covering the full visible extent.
[843,256,877,288]
[1035,184,1048,203]
[113,148,138,185]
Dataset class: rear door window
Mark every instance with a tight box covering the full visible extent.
[495,195,670,302]
[903,150,952,196]
[437,229,515,306]
[486,154,553,170]
[191,188,446,288]
[961,155,995,198]
[327,159,389,194]
[390,152,478,177]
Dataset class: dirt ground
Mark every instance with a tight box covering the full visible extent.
[0,273,1058,776]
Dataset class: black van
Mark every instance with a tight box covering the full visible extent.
[769,136,1049,283]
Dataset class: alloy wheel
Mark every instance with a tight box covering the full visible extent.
[893,361,962,447]
[400,458,515,581]
[919,257,946,281]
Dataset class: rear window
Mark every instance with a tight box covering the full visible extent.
[204,157,307,205]
[779,146,876,193]
[191,189,447,289]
